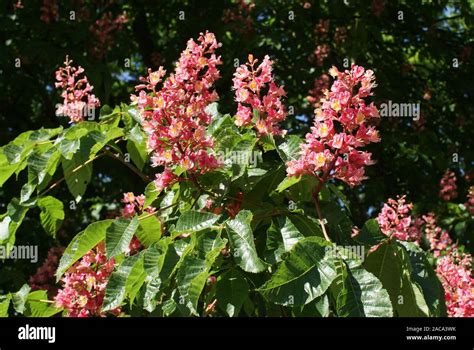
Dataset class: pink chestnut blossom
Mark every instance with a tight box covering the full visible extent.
[287,64,380,186]
[436,252,474,317]
[55,243,119,317]
[376,195,421,243]
[131,31,223,192]
[439,170,458,201]
[232,54,287,136]
[54,56,100,123]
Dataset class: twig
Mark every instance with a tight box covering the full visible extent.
[103,148,151,183]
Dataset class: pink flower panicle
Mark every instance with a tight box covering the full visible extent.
[89,12,128,59]
[28,246,65,298]
[131,31,223,192]
[55,56,100,123]
[376,195,421,243]
[375,196,473,317]
[287,64,380,186]
[436,251,474,317]
[439,170,458,201]
[55,242,118,317]
[421,213,454,258]
[309,44,330,66]
[232,54,287,136]
[307,73,330,108]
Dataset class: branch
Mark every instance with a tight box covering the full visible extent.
[103,148,151,183]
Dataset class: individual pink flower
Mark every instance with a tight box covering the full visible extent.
[439,170,458,201]
[55,56,100,123]
[287,64,380,186]
[131,32,222,192]
[232,54,287,136]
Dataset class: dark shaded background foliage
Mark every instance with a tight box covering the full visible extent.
[0,0,472,291]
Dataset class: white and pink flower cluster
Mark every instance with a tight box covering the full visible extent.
[376,195,422,242]
[55,56,100,123]
[436,251,474,317]
[232,54,287,136]
[55,242,118,317]
[439,170,458,201]
[287,64,380,186]
[131,32,222,192]
[376,196,473,317]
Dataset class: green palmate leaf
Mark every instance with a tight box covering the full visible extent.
[275,135,302,162]
[288,175,318,202]
[12,284,31,314]
[319,200,354,245]
[354,219,386,248]
[23,290,62,317]
[331,253,393,317]
[141,239,172,312]
[57,126,89,160]
[56,220,113,280]
[126,256,147,306]
[37,196,64,238]
[225,210,267,273]
[362,241,401,310]
[126,139,147,171]
[0,148,19,187]
[228,136,258,180]
[363,240,430,317]
[88,127,124,157]
[264,215,305,264]
[399,241,447,316]
[258,237,336,306]
[292,294,330,317]
[0,294,11,317]
[102,254,143,311]
[27,145,61,187]
[328,184,351,215]
[216,269,249,317]
[176,235,226,315]
[172,210,220,236]
[105,217,139,258]
[136,215,162,247]
[20,183,36,204]
[276,175,302,192]
[0,199,31,252]
[143,181,159,209]
[126,124,148,171]
[62,140,93,203]
[143,277,162,312]
[397,244,431,317]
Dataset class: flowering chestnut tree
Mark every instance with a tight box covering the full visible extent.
[0,31,472,318]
